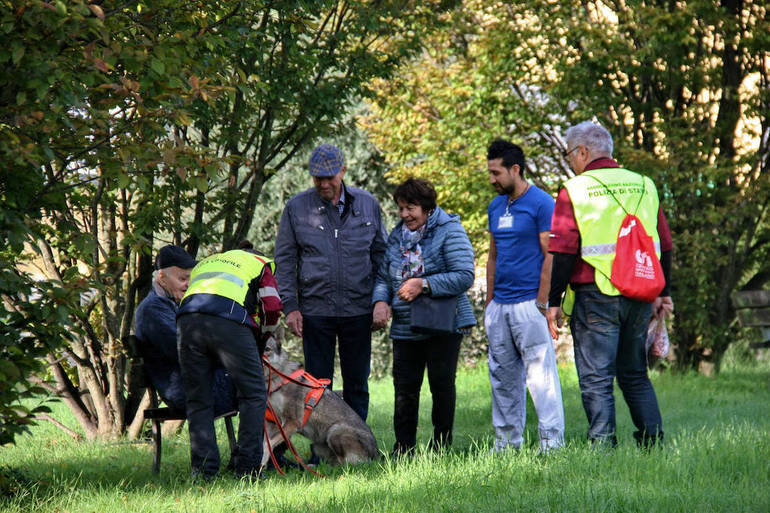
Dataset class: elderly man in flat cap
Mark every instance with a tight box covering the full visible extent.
[275,144,387,424]
[134,245,236,417]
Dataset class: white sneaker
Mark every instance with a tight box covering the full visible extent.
[538,438,564,455]
[489,440,521,454]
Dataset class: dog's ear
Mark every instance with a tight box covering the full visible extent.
[263,337,274,359]
[263,332,282,359]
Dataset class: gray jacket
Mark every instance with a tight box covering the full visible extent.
[275,183,387,317]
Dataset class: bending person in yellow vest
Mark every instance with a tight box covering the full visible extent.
[177,242,282,480]
[547,121,674,448]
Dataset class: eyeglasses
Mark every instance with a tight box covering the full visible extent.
[562,146,579,158]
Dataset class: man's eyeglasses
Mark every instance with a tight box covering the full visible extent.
[562,146,579,158]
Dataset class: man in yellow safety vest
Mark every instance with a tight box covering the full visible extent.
[547,121,674,448]
[177,243,282,480]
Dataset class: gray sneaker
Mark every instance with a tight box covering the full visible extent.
[489,440,521,454]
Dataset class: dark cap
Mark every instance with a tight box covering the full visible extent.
[308,144,345,177]
[155,245,197,270]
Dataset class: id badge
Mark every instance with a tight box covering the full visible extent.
[497,214,513,229]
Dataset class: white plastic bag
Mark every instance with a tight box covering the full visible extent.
[645,317,670,363]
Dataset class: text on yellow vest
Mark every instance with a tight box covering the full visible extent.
[564,167,660,299]
[183,249,275,325]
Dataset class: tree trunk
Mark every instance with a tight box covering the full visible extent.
[126,392,150,441]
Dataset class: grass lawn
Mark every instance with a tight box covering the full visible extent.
[2,359,769,512]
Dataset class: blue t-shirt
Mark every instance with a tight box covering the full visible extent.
[488,185,554,303]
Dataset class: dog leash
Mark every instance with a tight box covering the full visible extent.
[262,363,330,429]
[263,402,325,478]
[262,356,329,478]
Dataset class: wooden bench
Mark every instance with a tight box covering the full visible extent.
[125,335,238,474]
[731,290,770,349]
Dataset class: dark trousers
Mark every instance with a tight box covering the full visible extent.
[302,313,372,421]
[392,333,462,452]
[177,313,267,476]
[570,284,663,446]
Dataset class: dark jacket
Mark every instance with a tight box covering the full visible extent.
[275,183,387,317]
[372,206,477,340]
[135,286,235,414]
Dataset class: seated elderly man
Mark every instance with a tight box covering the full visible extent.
[134,245,236,415]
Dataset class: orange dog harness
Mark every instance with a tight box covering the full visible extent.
[262,360,331,428]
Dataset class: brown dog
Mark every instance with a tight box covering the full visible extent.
[261,336,378,466]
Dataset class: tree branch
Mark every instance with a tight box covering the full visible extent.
[45,354,98,439]
[33,414,83,441]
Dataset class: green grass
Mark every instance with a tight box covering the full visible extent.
[2,361,769,512]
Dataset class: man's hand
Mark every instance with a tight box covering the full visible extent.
[653,296,674,319]
[546,306,563,340]
[397,278,423,303]
[372,301,391,330]
[286,310,303,337]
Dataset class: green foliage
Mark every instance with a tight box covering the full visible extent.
[364,0,770,372]
[0,241,84,445]
[1,0,452,440]
[177,0,453,251]
[526,0,770,371]
[363,2,573,255]
[1,0,233,441]
[0,465,33,499]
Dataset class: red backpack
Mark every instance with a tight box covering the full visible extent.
[588,175,665,303]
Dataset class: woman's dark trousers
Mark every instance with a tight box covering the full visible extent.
[392,333,462,453]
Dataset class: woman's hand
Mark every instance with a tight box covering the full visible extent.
[372,301,391,330]
[397,278,423,303]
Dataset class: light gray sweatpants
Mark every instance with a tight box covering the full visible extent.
[485,299,565,450]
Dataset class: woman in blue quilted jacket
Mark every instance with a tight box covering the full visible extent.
[372,178,476,456]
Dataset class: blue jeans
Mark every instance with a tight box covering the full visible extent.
[302,314,372,421]
[570,284,663,446]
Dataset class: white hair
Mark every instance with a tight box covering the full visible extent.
[565,121,613,157]
[152,269,162,288]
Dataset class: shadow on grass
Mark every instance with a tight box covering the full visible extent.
[5,363,769,512]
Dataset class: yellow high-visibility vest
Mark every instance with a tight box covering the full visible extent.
[564,167,661,299]
[183,250,275,324]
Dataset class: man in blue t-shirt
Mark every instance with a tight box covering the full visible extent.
[485,139,565,452]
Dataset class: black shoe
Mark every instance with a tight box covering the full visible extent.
[390,443,415,459]
[234,466,266,482]
[305,444,322,466]
[589,435,618,449]
[267,452,302,471]
[191,468,217,483]
[428,437,452,453]
[634,430,663,449]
